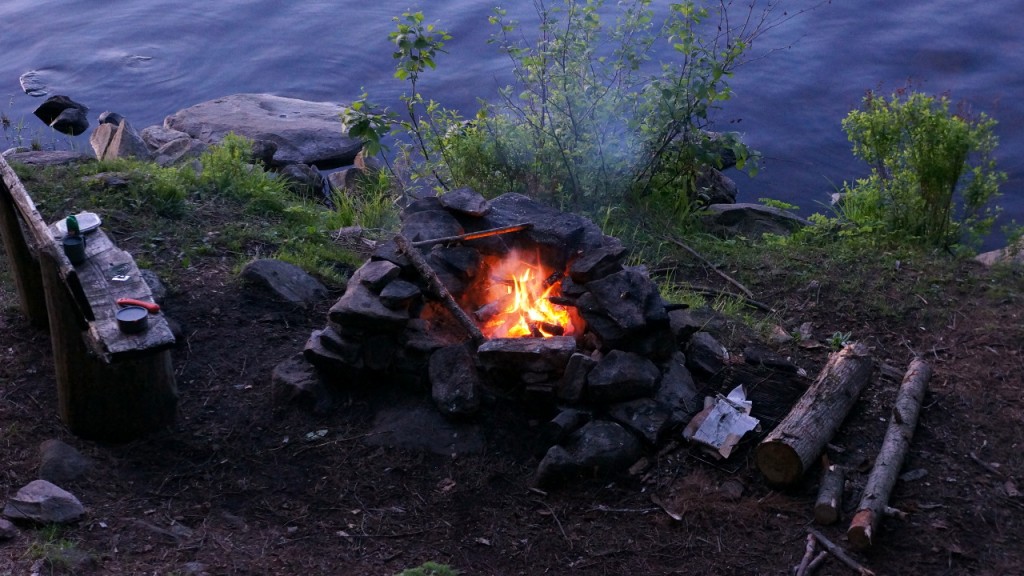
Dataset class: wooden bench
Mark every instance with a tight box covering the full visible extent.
[0,153,177,442]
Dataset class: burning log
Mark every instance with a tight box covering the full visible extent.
[474,295,514,324]
[395,234,485,345]
[847,358,932,550]
[756,342,872,486]
[411,223,532,247]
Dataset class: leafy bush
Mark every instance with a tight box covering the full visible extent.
[840,90,1005,250]
[346,1,782,223]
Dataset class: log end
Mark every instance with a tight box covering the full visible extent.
[813,501,839,525]
[847,509,874,550]
[755,441,804,486]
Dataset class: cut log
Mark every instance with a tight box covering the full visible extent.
[814,464,846,525]
[756,342,872,486]
[847,358,932,550]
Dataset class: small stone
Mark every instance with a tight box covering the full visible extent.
[542,408,591,445]
[686,332,729,377]
[608,398,671,444]
[719,479,745,501]
[379,279,421,309]
[586,350,660,403]
[401,210,464,244]
[0,518,17,540]
[429,345,481,416]
[328,282,409,330]
[557,353,596,403]
[568,238,627,284]
[438,187,490,216]
[354,260,401,292]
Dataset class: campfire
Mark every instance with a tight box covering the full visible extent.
[304,188,707,486]
[470,249,579,339]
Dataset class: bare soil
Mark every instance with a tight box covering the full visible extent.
[2,228,1023,575]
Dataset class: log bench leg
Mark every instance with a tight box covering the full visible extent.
[40,249,177,442]
[0,183,49,328]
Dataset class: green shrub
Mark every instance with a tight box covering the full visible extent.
[346,1,778,224]
[840,90,1005,250]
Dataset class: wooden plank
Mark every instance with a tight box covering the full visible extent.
[0,154,49,326]
[46,223,176,362]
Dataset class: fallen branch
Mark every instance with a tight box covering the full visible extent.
[804,551,829,575]
[395,234,485,345]
[663,235,756,300]
[411,223,532,247]
[847,358,931,550]
[756,343,873,486]
[794,533,816,576]
[673,282,774,313]
[808,528,875,576]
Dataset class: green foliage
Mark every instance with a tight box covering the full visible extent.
[396,562,460,576]
[759,197,799,211]
[347,1,770,223]
[24,524,82,572]
[840,90,1005,250]
[827,330,852,350]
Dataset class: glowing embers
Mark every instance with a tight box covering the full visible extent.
[474,249,578,339]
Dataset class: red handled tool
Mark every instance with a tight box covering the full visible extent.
[116,298,160,313]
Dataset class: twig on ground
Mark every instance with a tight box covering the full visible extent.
[794,533,816,576]
[805,551,829,575]
[663,235,756,300]
[533,500,571,548]
[673,282,774,313]
[808,529,875,576]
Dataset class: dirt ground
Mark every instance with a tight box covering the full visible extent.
[2,235,1023,575]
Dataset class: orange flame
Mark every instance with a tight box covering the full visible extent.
[478,251,575,339]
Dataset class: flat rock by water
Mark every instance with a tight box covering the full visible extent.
[163,93,363,167]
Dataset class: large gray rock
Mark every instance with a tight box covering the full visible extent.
[90,119,152,161]
[586,350,660,403]
[164,93,363,166]
[429,344,481,417]
[38,439,92,484]
[699,203,811,239]
[1,149,92,166]
[535,420,643,487]
[656,351,703,426]
[34,95,89,135]
[241,259,328,308]
[3,480,85,524]
[976,237,1024,266]
[273,354,334,414]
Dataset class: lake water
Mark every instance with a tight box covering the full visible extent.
[3,1,1021,248]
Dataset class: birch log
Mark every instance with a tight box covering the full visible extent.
[814,464,846,525]
[847,358,932,550]
[756,342,873,486]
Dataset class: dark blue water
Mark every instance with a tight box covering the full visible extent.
[3,1,1021,248]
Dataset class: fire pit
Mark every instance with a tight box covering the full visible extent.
[304,188,707,485]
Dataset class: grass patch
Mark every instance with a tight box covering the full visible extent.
[9,134,401,288]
